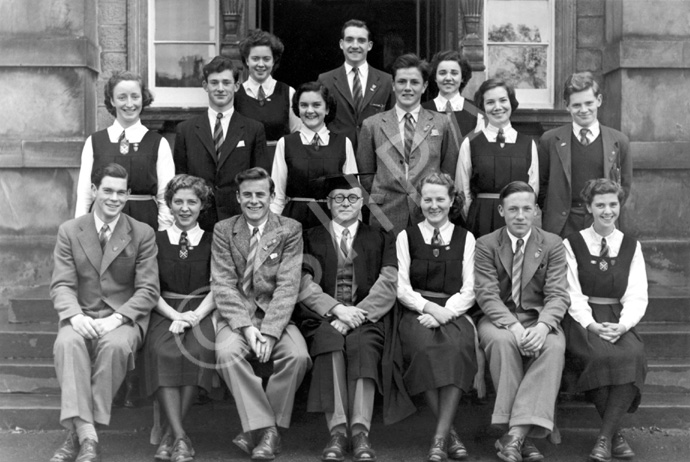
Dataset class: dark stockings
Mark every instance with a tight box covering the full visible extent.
[586,383,637,439]
[424,385,462,438]
[157,385,197,439]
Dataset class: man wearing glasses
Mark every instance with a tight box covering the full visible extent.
[296,174,398,462]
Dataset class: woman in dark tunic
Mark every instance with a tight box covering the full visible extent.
[394,173,478,462]
[563,179,648,462]
[235,30,301,172]
[455,79,538,238]
[270,82,358,230]
[75,71,174,230]
[144,175,216,462]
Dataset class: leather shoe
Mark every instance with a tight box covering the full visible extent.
[589,436,612,462]
[495,434,524,462]
[50,431,80,462]
[75,438,100,462]
[447,428,468,460]
[251,426,282,460]
[611,432,635,459]
[171,435,194,462]
[321,432,348,462]
[521,439,544,462]
[427,436,447,462]
[233,431,256,455]
[352,432,377,462]
[154,432,174,461]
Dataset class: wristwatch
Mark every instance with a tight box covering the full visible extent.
[114,313,125,324]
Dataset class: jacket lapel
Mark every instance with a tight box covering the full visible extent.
[232,215,251,261]
[601,126,619,178]
[218,113,245,170]
[381,112,405,159]
[554,125,572,187]
[498,228,514,281]
[100,216,132,275]
[333,65,356,111]
[254,213,283,269]
[194,115,217,166]
[76,216,102,272]
[521,229,546,288]
[361,70,382,110]
[410,109,434,155]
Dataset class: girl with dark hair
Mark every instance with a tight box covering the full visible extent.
[455,78,538,238]
[270,82,358,229]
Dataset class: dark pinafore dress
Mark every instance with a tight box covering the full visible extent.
[563,232,647,411]
[143,231,216,395]
[397,225,478,396]
[234,82,291,173]
[421,100,477,142]
[91,129,162,230]
[467,131,531,238]
[282,132,347,230]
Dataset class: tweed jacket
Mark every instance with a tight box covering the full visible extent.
[474,226,570,330]
[50,213,160,333]
[211,212,303,339]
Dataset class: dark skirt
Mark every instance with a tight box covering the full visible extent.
[143,295,216,395]
[398,308,477,397]
[466,197,504,238]
[563,302,647,412]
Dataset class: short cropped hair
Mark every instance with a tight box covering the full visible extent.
[499,181,536,204]
[292,81,337,125]
[239,30,285,69]
[418,172,465,222]
[563,71,601,104]
[104,71,153,117]
[92,163,128,188]
[474,78,519,113]
[235,167,275,196]
[429,50,473,93]
[341,19,370,40]
[203,55,240,83]
[580,178,625,205]
[391,53,430,83]
[164,174,214,211]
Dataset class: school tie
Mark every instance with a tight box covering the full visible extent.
[257,85,266,106]
[600,237,609,258]
[99,224,110,250]
[496,128,505,145]
[214,112,224,159]
[118,130,129,154]
[444,100,453,115]
[352,67,363,112]
[511,238,525,309]
[312,133,321,151]
[179,231,189,260]
[339,228,350,258]
[580,128,590,146]
[242,228,259,297]
[404,113,415,164]
[431,227,443,246]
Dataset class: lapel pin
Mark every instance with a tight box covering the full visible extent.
[433,249,440,258]
[599,260,609,271]
[560,142,567,147]
[132,143,139,152]
[370,84,377,92]
[534,248,542,258]
[424,124,431,132]
[445,246,450,251]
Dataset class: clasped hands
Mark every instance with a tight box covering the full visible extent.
[587,322,626,343]
[168,311,200,334]
[417,302,454,329]
[70,313,125,339]
[329,304,368,335]
[242,326,276,363]
[508,322,550,357]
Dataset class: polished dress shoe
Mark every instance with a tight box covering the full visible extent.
[233,431,256,455]
[50,431,79,462]
[427,436,447,462]
[171,435,194,462]
[154,433,175,461]
[589,436,612,462]
[251,426,282,460]
[447,428,468,460]
[75,438,101,462]
[495,434,524,462]
[611,432,635,459]
[321,432,348,462]
[521,439,544,462]
[351,432,376,462]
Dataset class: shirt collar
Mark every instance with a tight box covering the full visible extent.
[94,212,120,234]
[332,219,359,239]
[421,219,452,235]
[247,217,268,237]
[299,125,329,141]
[168,223,204,245]
[572,120,600,139]
[208,106,234,121]
[109,119,145,139]
[506,228,532,251]
[433,93,465,111]
[395,104,421,123]
[344,61,369,75]
[245,75,276,94]
[587,225,618,240]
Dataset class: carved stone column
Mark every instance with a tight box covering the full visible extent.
[460,0,485,71]
[220,0,246,63]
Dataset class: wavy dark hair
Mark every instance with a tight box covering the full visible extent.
[564,71,601,104]
[474,78,519,113]
[104,71,153,117]
[239,29,285,71]
[291,82,337,125]
[429,50,473,94]
[580,178,624,205]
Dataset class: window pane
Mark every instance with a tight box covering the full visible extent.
[155,0,217,41]
[155,44,215,87]
[486,0,550,44]
[488,45,547,89]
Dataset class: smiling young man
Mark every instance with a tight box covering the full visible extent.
[318,19,394,149]
[474,181,569,462]
[211,167,311,461]
[50,163,159,462]
[356,53,460,235]
[538,72,632,237]
[173,56,267,232]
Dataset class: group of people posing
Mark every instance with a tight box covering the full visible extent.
[49,18,645,462]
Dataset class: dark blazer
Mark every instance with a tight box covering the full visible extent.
[173,111,267,231]
[538,124,631,235]
[50,213,160,333]
[474,226,570,330]
[318,65,395,148]
[211,212,303,340]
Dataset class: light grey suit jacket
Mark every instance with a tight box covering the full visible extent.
[211,212,303,339]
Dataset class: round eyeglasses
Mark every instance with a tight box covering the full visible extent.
[329,194,362,204]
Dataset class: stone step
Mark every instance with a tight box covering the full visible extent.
[8,285,53,324]
[0,358,59,394]
[636,322,690,359]
[646,358,690,394]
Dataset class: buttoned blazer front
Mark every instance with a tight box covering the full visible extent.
[538,124,631,235]
[211,212,303,339]
[474,226,570,330]
[50,213,160,333]
[318,65,395,147]
[173,111,267,228]
[356,107,460,234]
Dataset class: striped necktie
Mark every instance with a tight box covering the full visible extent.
[580,128,590,146]
[214,113,224,158]
[118,130,129,155]
[339,228,350,258]
[600,237,609,258]
[99,224,109,250]
[511,238,524,309]
[242,228,259,297]
[404,113,415,164]
[258,85,266,106]
[431,227,443,246]
[444,100,453,115]
[179,231,189,259]
[352,67,363,112]
[496,128,505,145]
[312,133,321,151]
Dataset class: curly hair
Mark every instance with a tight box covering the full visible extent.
[418,172,465,222]
[564,71,601,104]
[239,30,285,70]
[429,50,473,94]
[580,178,624,205]
[291,82,337,126]
[164,174,214,211]
[474,78,519,113]
[104,71,153,117]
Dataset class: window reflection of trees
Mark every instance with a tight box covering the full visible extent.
[156,55,206,88]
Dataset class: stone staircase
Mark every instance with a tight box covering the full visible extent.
[1,284,689,431]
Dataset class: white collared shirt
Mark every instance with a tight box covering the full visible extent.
[269,126,358,215]
[432,93,486,132]
[75,119,174,230]
[572,120,601,144]
[396,220,476,317]
[241,76,302,133]
[207,107,234,140]
[247,218,268,240]
[506,228,533,253]
[394,104,422,142]
[455,122,539,217]
[331,220,359,249]
[94,212,120,244]
[564,226,648,331]
[344,62,369,99]
[166,223,204,246]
